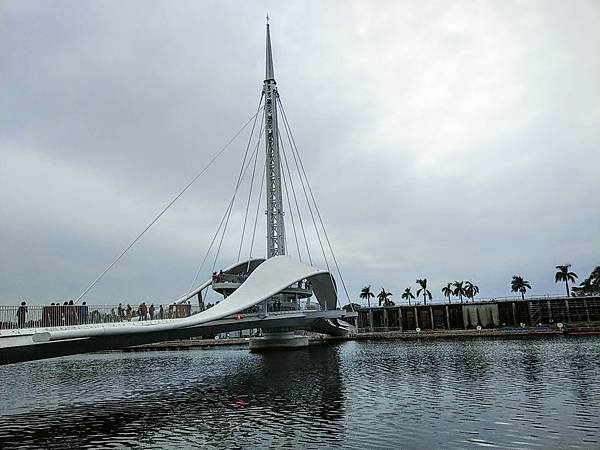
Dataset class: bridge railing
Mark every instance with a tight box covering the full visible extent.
[0,304,203,331]
[0,301,324,331]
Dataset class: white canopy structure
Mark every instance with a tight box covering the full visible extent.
[172,258,265,305]
[34,256,338,342]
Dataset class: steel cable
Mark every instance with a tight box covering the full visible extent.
[278,97,353,309]
[74,108,264,303]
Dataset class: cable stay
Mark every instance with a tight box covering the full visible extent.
[247,162,266,273]
[279,142,302,261]
[188,130,266,305]
[278,96,353,309]
[276,98,332,283]
[185,100,265,303]
[237,112,265,262]
[190,94,352,311]
[74,108,264,304]
[280,119,330,273]
[278,132,310,264]
[73,23,353,322]
[210,96,265,275]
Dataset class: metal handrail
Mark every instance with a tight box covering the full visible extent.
[0,304,202,331]
[0,301,326,332]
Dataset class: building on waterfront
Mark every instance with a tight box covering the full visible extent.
[356,296,600,333]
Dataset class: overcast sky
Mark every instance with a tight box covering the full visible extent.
[1,0,599,306]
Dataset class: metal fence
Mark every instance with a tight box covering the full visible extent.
[0,301,324,331]
[0,303,203,331]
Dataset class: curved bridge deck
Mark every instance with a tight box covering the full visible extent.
[1,310,354,365]
[1,256,356,365]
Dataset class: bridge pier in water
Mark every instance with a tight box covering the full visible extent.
[249,328,309,351]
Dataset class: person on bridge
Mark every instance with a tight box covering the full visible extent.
[149,304,155,320]
[139,302,148,320]
[50,303,62,326]
[80,301,89,324]
[117,303,124,321]
[67,300,78,325]
[17,301,28,328]
[159,304,164,319]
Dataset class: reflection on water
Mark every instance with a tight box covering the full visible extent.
[1,337,599,449]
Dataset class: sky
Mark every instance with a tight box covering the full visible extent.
[1,0,599,306]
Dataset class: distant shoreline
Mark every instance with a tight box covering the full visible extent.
[118,327,600,352]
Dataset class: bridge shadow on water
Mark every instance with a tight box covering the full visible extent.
[0,343,346,449]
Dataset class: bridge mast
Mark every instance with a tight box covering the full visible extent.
[263,21,286,258]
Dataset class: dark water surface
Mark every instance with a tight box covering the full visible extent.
[1,337,599,449]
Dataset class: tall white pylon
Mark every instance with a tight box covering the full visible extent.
[263,22,286,258]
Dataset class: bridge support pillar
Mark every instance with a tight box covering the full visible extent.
[429,307,434,330]
[583,299,591,323]
[414,307,419,330]
[249,330,308,351]
[398,307,403,332]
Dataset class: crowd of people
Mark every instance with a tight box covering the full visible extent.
[116,302,165,321]
[212,270,256,284]
[37,301,89,327]
[10,300,193,329]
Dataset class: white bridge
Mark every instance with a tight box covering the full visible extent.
[1,257,354,365]
[1,22,355,365]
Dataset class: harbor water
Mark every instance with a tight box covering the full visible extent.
[1,337,599,449]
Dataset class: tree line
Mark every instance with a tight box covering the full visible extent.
[356,264,599,307]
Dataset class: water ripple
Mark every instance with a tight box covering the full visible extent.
[0,337,599,448]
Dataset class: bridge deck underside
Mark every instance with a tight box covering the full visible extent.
[0,311,349,365]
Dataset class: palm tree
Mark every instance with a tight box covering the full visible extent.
[452,281,465,303]
[572,277,593,297]
[464,281,479,302]
[359,286,375,308]
[377,288,393,307]
[442,283,453,304]
[511,275,531,300]
[416,278,432,305]
[572,266,600,296]
[401,287,415,306]
[555,264,578,297]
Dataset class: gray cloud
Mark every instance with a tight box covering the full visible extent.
[1,0,599,306]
